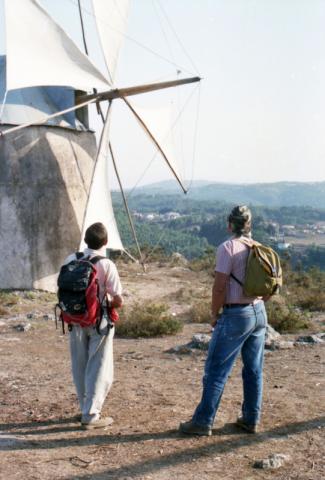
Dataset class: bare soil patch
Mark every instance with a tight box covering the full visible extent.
[0,263,324,479]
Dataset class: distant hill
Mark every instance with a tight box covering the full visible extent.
[133,180,325,208]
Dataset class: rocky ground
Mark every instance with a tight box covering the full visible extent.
[0,262,324,480]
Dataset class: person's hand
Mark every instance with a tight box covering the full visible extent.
[210,313,218,327]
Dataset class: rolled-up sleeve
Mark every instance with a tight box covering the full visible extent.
[215,242,233,275]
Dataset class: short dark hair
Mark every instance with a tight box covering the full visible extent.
[84,222,108,249]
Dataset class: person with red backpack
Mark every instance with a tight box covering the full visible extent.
[58,222,123,430]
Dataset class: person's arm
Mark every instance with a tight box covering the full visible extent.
[110,294,123,308]
[211,272,229,327]
[105,261,123,308]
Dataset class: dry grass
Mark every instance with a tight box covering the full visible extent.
[266,298,311,333]
[116,301,183,338]
[187,300,212,324]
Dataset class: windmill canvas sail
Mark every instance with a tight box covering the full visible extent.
[5,0,110,92]
[91,0,130,83]
[79,0,131,251]
[80,107,123,251]
[126,100,184,186]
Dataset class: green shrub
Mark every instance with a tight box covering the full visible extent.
[189,253,215,273]
[266,300,310,333]
[292,289,325,312]
[0,291,19,307]
[188,301,211,323]
[115,302,183,338]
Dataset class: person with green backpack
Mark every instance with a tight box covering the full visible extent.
[179,205,282,436]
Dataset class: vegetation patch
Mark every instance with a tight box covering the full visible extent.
[266,300,310,333]
[0,291,19,307]
[116,301,183,338]
[187,301,211,324]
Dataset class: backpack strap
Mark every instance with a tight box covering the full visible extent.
[230,273,243,286]
[230,237,255,286]
[89,255,105,265]
[74,253,105,264]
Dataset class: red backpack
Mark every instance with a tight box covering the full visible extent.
[56,253,104,333]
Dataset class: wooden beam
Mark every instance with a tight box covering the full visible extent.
[76,76,201,104]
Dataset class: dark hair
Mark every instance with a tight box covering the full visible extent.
[84,222,108,249]
[228,205,252,237]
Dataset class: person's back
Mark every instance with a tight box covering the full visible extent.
[179,206,268,436]
[63,222,123,430]
[216,236,258,305]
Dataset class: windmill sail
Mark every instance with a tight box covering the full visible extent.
[79,0,131,251]
[127,100,184,186]
[80,107,124,251]
[4,0,110,92]
[91,0,130,83]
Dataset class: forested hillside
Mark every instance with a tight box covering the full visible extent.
[135,180,325,209]
[112,191,325,270]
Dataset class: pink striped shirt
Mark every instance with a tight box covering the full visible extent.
[215,236,260,304]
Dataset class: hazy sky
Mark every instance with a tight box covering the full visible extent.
[1,0,325,189]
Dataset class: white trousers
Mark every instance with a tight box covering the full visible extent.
[69,322,114,421]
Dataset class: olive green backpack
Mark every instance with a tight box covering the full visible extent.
[231,239,282,297]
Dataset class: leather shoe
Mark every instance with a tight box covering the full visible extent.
[179,420,212,436]
[236,417,258,434]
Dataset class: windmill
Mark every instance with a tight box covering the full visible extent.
[0,0,200,291]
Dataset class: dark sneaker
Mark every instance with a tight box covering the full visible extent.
[81,416,114,430]
[179,420,212,436]
[236,417,258,434]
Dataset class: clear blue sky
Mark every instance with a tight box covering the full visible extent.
[1,0,325,189]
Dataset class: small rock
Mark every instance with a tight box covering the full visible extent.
[26,313,33,319]
[170,252,188,267]
[166,345,193,354]
[254,453,291,469]
[265,325,281,347]
[14,323,31,332]
[296,335,325,345]
[189,333,211,350]
[265,340,294,350]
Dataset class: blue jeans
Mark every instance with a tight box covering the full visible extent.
[192,302,267,427]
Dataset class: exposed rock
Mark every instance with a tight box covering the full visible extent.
[166,344,193,354]
[189,333,211,350]
[265,340,294,350]
[265,324,281,346]
[169,328,288,355]
[295,334,325,345]
[253,453,291,469]
[14,323,31,332]
[170,252,189,267]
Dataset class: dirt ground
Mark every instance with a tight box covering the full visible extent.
[0,263,324,480]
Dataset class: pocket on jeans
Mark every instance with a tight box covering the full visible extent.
[224,316,253,340]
